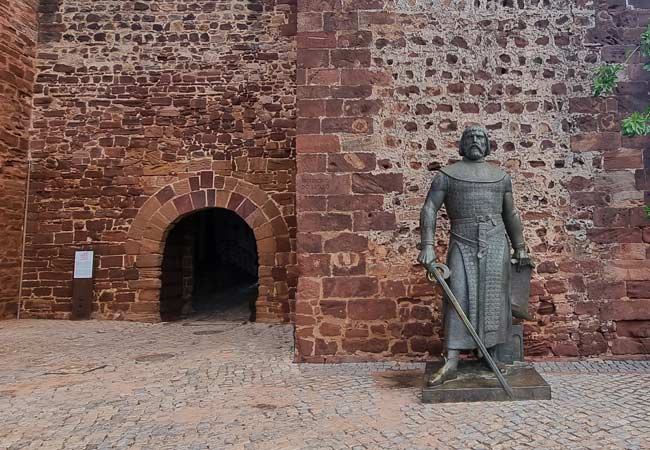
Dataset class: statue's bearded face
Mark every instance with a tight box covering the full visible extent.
[461,130,488,160]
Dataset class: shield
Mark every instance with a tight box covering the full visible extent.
[510,261,532,320]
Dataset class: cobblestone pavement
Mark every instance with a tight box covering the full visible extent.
[1,319,649,450]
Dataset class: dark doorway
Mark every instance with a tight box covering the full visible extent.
[160,208,259,322]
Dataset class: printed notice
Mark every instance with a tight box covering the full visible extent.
[74,251,94,279]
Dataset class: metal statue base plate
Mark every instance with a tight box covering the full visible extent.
[422,360,551,403]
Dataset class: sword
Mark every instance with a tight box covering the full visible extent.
[427,263,514,399]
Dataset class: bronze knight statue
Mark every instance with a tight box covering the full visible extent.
[418,126,532,387]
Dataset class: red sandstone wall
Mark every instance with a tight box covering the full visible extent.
[295,0,650,362]
[569,0,650,356]
[22,0,297,321]
[0,0,38,318]
[10,0,650,360]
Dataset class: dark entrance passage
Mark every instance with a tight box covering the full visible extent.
[160,208,258,322]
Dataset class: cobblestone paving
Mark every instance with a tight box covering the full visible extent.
[1,319,649,450]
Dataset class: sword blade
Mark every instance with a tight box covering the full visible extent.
[429,265,515,399]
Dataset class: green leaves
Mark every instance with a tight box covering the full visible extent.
[641,25,650,58]
[591,24,650,217]
[621,109,650,136]
[592,64,623,97]
[592,24,650,137]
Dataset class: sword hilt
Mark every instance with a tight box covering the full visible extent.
[426,263,451,283]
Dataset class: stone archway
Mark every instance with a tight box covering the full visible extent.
[124,174,292,323]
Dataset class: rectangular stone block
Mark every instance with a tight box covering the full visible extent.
[322,276,378,297]
[422,361,551,403]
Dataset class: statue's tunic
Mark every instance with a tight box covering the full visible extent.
[431,161,512,350]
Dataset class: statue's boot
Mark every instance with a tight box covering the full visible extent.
[427,360,458,387]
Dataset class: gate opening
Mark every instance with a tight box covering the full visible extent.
[160,208,258,322]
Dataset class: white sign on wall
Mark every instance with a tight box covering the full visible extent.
[73,251,94,279]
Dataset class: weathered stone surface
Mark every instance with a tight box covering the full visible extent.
[3,320,650,448]
[18,0,297,322]
[616,320,650,338]
[0,0,38,318]
[293,0,650,361]
[611,338,650,355]
[627,281,650,299]
[601,299,650,321]
[2,0,650,361]
[348,298,396,320]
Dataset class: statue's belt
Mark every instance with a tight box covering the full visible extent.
[450,219,505,260]
[450,214,503,225]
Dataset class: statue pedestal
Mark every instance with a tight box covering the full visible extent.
[421,360,551,403]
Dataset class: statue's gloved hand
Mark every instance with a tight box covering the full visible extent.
[513,248,534,272]
[417,244,437,272]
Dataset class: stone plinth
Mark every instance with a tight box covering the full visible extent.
[422,360,551,403]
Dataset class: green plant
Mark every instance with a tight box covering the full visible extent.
[592,25,650,217]
[592,24,650,136]
[621,108,650,136]
[592,63,624,97]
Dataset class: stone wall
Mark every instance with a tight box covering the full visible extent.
[295,0,650,362]
[4,0,649,360]
[569,0,650,356]
[0,0,38,318]
[21,0,297,321]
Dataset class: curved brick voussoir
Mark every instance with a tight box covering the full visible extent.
[123,176,292,323]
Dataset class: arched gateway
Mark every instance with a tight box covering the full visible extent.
[124,174,292,323]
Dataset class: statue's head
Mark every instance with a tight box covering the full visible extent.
[459,126,490,161]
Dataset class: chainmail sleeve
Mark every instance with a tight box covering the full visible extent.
[502,175,525,250]
[420,172,447,248]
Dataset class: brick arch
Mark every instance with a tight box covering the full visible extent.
[124,174,291,323]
